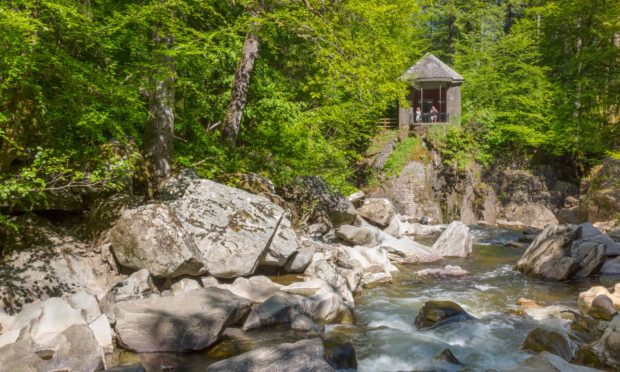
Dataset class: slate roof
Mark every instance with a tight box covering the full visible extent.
[401,53,464,83]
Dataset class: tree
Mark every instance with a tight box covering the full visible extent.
[221,3,261,146]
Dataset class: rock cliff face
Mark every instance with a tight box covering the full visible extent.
[580,157,620,223]
[370,140,579,228]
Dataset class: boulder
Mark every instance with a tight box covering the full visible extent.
[302,291,348,323]
[569,312,610,345]
[370,226,441,263]
[206,338,346,372]
[202,276,282,304]
[347,190,365,207]
[430,221,473,257]
[242,292,302,331]
[358,198,396,228]
[414,300,475,330]
[416,265,469,280]
[304,258,354,307]
[0,293,112,353]
[323,341,357,370]
[281,176,357,227]
[284,241,315,273]
[338,246,393,285]
[601,257,620,275]
[504,202,558,229]
[574,315,620,370]
[515,224,614,280]
[336,225,376,246]
[260,216,299,267]
[570,241,606,278]
[578,285,620,315]
[109,203,205,278]
[521,328,577,361]
[382,215,405,237]
[99,269,157,323]
[510,351,601,372]
[588,295,618,321]
[0,325,106,372]
[110,175,295,279]
[577,223,620,256]
[114,287,251,352]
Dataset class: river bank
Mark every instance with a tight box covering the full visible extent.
[0,169,619,371]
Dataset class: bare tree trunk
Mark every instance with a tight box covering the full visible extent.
[221,31,260,145]
[143,32,175,196]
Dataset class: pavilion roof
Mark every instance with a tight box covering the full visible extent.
[401,53,464,83]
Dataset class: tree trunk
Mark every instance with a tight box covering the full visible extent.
[221,31,260,145]
[143,32,175,196]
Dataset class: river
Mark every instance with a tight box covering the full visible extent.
[334,226,614,371]
[108,226,614,371]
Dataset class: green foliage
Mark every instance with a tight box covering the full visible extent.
[0,0,618,217]
[383,137,420,177]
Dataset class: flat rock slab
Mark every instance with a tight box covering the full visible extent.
[114,287,251,352]
[206,338,336,372]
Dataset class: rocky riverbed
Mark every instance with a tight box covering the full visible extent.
[0,170,619,371]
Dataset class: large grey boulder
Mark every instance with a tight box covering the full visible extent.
[0,293,112,353]
[0,325,106,372]
[358,198,396,228]
[109,203,207,277]
[114,287,251,352]
[516,224,618,280]
[110,175,297,278]
[430,221,473,257]
[206,338,340,372]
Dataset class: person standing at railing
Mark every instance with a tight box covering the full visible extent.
[415,106,421,123]
[430,105,438,123]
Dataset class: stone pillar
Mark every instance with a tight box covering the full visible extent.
[446,84,462,125]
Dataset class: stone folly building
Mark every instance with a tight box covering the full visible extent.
[399,54,464,127]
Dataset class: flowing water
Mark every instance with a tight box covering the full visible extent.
[108,226,616,371]
[330,226,616,371]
